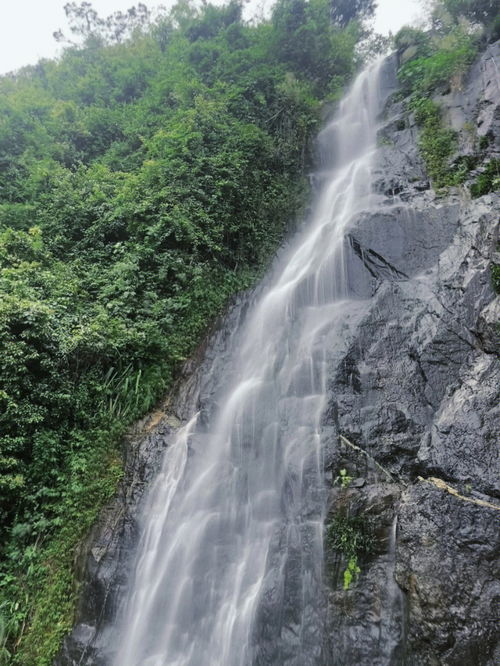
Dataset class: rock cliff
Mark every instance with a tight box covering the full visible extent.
[323,41,499,665]
[56,43,499,665]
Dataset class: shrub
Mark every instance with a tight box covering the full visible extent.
[326,514,374,590]
[470,159,500,197]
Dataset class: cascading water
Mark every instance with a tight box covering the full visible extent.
[113,58,387,666]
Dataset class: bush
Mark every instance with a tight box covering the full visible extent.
[398,33,477,95]
[470,159,500,197]
[409,97,464,188]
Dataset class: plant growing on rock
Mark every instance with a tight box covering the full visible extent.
[470,159,500,198]
[335,468,353,488]
[395,7,482,191]
[342,556,361,590]
[325,514,374,590]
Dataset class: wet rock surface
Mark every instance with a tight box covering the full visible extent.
[322,42,499,665]
[396,482,499,666]
[57,45,499,665]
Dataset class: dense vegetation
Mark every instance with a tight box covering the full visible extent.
[1,0,497,660]
[394,0,498,190]
[0,0,377,662]
[394,1,499,293]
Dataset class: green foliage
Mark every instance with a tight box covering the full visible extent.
[343,556,361,590]
[1,439,123,666]
[335,468,353,488]
[396,2,499,195]
[491,263,500,294]
[395,11,481,191]
[479,133,491,150]
[326,514,374,559]
[270,0,361,94]
[326,514,374,590]
[470,159,500,198]
[410,97,463,189]
[394,26,432,59]
[0,1,364,662]
[397,26,477,96]
[437,0,499,38]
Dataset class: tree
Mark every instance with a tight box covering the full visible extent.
[54,2,156,45]
[440,0,497,24]
[271,0,359,92]
[330,0,377,27]
[430,0,499,41]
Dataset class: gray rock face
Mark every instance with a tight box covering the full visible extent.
[439,41,500,145]
[54,298,253,665]
[396,482,499,666]
[57,44,500,665]
[322,42,499,665]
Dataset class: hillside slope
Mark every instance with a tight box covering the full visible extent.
[58,40,499,666]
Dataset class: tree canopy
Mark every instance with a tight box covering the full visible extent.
[0,1,370,662]
[53,1,154,44]
[330,0,377,27]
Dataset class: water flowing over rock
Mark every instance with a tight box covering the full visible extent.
[56,44,499,666]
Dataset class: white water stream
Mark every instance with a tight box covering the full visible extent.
[114,58,386,666]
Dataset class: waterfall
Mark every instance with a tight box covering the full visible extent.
[113,58,386,666]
